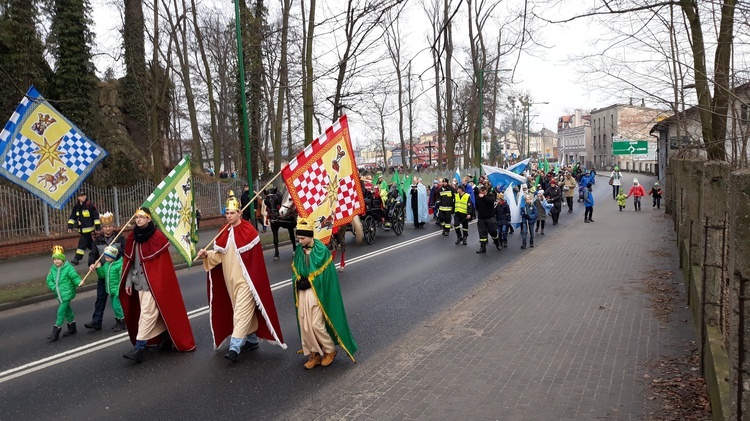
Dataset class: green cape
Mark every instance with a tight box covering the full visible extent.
[292,239,358,361]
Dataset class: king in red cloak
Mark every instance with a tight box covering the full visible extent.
[120,208,196,360]
[200,192,286,362]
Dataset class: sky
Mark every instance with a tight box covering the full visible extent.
[89,0,612,143]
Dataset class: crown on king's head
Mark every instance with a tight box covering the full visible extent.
[295,216,315,238]
[135,207,152,220]
[100,212,114,226]
[52,245,64,255]
[226,191,241,211]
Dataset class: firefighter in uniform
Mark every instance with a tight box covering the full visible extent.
[475,185,500,253]
[437,178,455,236]
[453,184,473,245]
[67,190,101,265]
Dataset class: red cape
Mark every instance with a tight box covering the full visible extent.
[208,220,286,349]
[119,229,196,352]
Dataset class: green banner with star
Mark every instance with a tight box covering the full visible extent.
[142,155,197,266]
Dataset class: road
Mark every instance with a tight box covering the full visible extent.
[0,210,527,420]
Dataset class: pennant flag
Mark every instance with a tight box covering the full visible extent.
[401,173,412,196]
[473,171,478,185]
[481,164,527,192]
[508,158,530,175]
[281,115,364,244]
[453,168,461,184]
[0,86,108,209]
[142,155,197,266]
[391,170,401,192]
[543,158,550,173]
[505,184,521,225]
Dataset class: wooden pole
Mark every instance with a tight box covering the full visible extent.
[194,171,284,262]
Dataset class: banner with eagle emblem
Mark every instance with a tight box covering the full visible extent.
[0,86,108,209]
[281,115,364,244]
[142,155,198,266]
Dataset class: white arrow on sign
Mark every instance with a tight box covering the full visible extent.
[628,146,635,153]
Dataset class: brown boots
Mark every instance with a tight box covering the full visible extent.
[303,350,337,369]
[304,353,322,369]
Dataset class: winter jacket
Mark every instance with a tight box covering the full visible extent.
[562,176,577,198]
[533,197,547,221]
[627,184,646,198]
[520,202,537,223]
[610,171,623,186]
[67,200,101,234]
[475,192,496,220]
[584,189,595,207]
[88,233,127,267]
[649,187,663,199]
[495,201,511,226]
[46,262,81,302]
[616,193,628,207]
[96,258,123,296]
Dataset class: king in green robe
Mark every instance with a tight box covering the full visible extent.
[292,237,357,367]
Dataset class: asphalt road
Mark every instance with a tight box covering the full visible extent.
[0,205,544,420]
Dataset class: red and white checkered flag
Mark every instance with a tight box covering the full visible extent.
[281,115,364,242]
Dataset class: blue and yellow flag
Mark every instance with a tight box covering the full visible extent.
[142,155,197,266]
[0,86,108,209]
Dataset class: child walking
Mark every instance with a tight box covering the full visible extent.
[583,183,595,223]
[649,182,663,209]
[47,246,83,341]
[94,245,126,332]
[616,192,627,211]
[627,178,647,211]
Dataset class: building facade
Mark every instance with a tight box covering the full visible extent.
[590,102,667,173]
[557,109,592,168]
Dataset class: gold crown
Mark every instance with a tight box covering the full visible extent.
[135,207,151,220]
[226,191,241,211]
[100,212,114,225]
[52,245,64,255]
[296,216,315,237]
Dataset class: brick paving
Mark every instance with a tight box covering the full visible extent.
[285,174,697,420]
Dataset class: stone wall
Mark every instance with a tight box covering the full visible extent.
[669,159,750,419]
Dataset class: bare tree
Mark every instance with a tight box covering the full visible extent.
[383,5,408,169]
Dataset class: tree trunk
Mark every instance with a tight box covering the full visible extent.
[302,0,316,145]
[274,0,291,172]
[189,0,215,171]
[443,0,454,170]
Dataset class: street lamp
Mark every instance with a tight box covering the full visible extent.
[478,68,512,167]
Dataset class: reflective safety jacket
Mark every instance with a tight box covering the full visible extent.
[438,186,455,212]
[67,200,101,234]
[454,192,471,216]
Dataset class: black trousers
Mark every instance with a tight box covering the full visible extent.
[439,210,453,231]
[75,232,94,260]
[584,206,593,221]
[477,218,498,243]
[90,278,109,326]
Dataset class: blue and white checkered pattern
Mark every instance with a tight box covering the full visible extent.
[61,130,102,175]
[0,93,34,151]
[2,134,38,181]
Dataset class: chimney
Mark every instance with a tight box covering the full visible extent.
[574,109,582,127]
[641,98,645,107]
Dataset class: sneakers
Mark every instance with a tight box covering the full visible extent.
[241,341,259,352]
[123,347,145,362]
[85,321,102,330]
[321,350,337,367]
[224,350,239,362]
[304,352,322,370]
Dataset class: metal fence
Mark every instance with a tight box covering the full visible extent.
[0,169,475,241]
[0,178,246,241]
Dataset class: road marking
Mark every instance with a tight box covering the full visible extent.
[0,228,442,384]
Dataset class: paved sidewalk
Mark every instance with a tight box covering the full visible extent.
[285,173,699,420]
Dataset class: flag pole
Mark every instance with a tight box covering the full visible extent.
[79,213,137,285]
[194,171,283,262]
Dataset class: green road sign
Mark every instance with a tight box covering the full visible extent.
[613,140,649,155]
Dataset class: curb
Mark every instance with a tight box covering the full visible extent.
[0,239,292,313]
